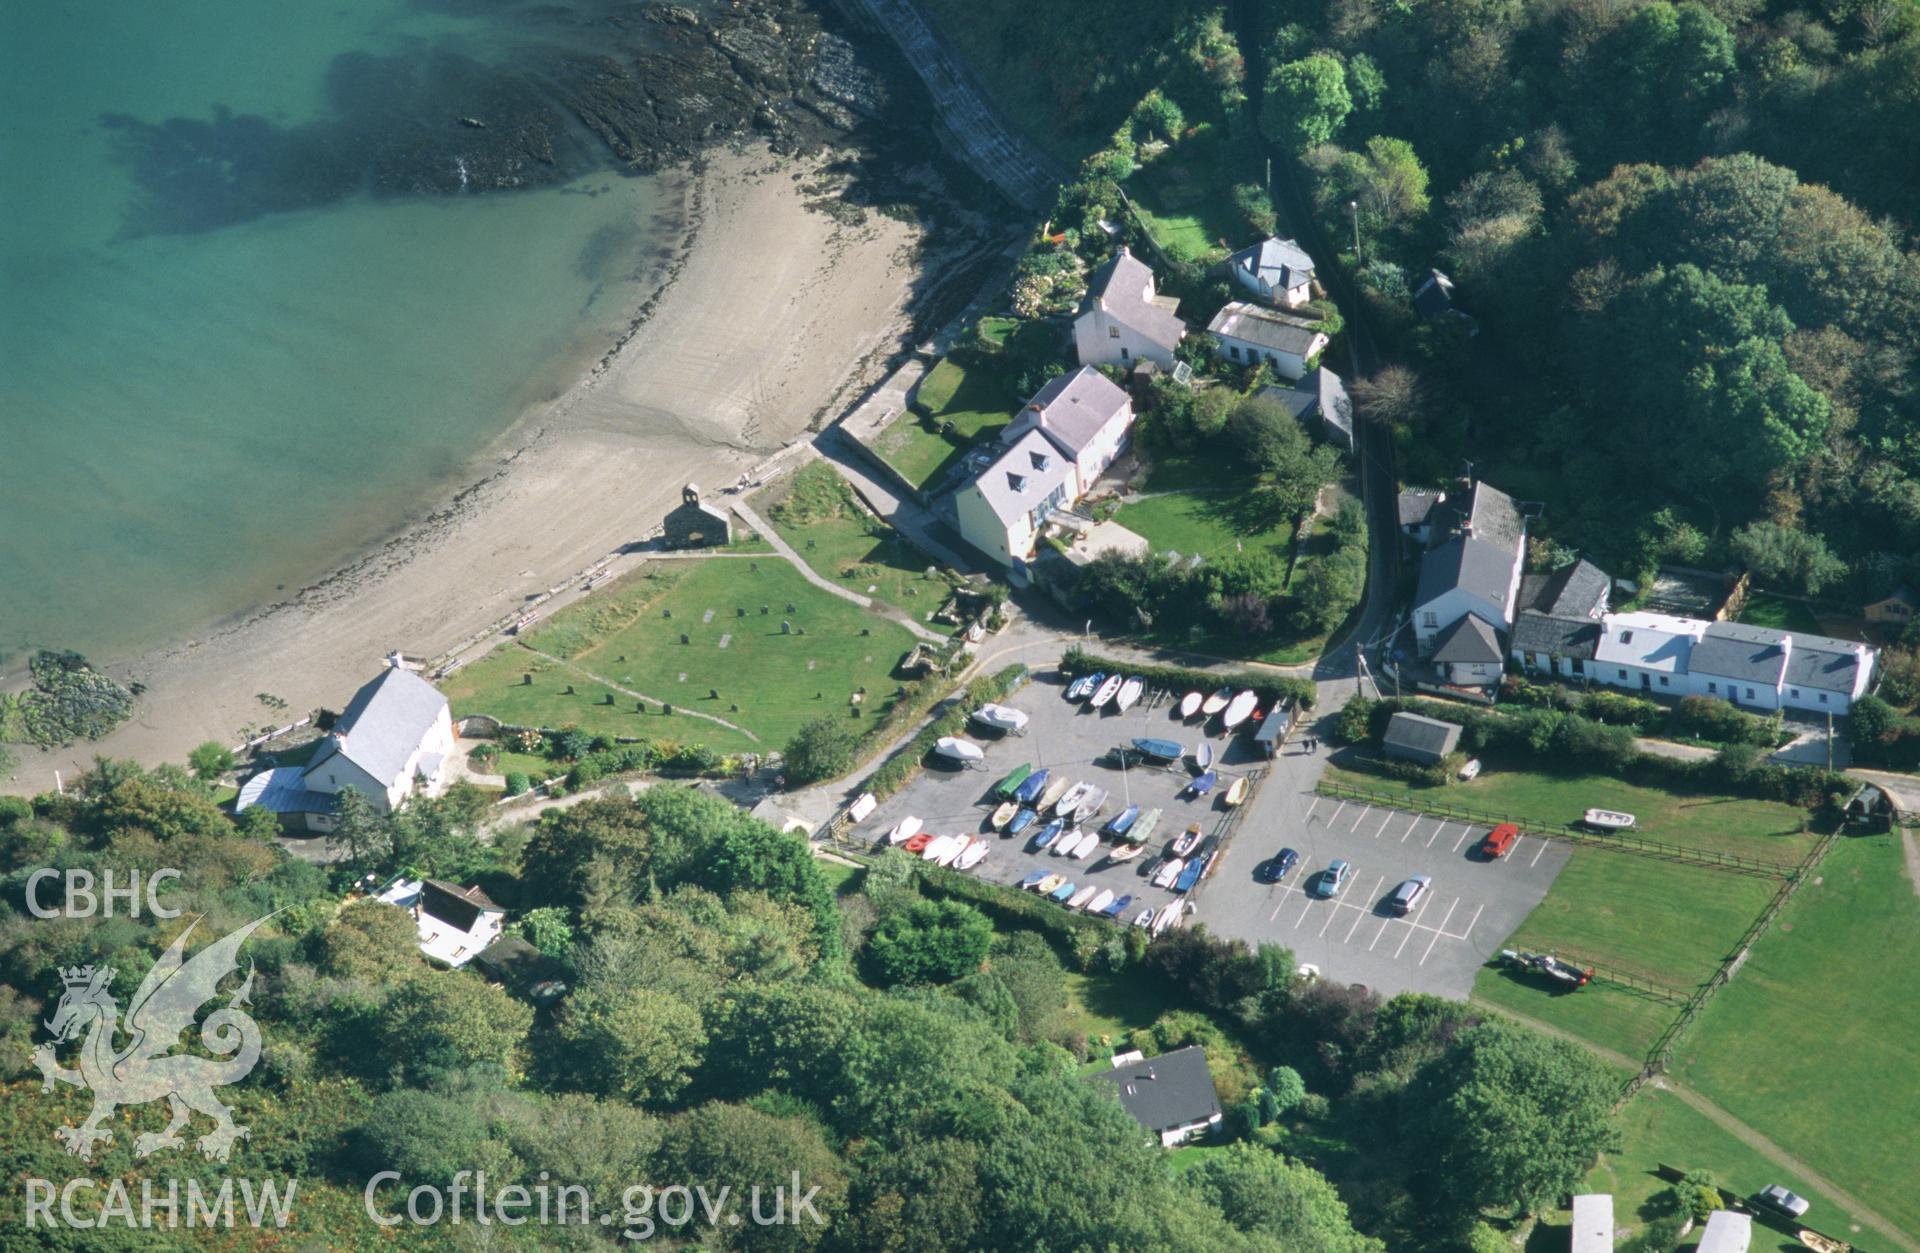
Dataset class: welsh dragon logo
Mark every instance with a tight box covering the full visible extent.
[30,914,272,1162]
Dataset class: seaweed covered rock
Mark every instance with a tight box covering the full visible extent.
[0,650,136,747]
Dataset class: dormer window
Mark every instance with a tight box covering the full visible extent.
[1007,473,1027,492]
[1030,451,1049,471]
[1620,630,1633,644]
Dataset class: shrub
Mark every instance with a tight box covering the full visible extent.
[865,899,994,985]
[783,715,861,787]
[188,740,236,781]
[503,772,530,796]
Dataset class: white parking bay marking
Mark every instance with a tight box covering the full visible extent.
[1342,878,1382,942]
[1454,902,1486,942]
[1400,816,1421,843]
[1374,811,1392,838]
[1304,797,1324,823]
[1394,891,1435,959]
[1531,838,1550,867]
[1451,825,1474,852]
[1326,801,1346,828]
[1349,805,1370,833]
[1420,897,1460,965]
[1424,821,1443,848]
[1509,836,1526,862]
[1366,913,1394,951]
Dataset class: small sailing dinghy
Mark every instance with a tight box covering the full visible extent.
[1130,737,1184,761]
[1084,888,1115,915]
[932,737,984,765]
[1179,690,1203,718]
[971,703,1029,733]
[1201,687,1231,716]
[903,832,934,854]
[1103,804,1141,838]
[1032,819,1064,850]
[989,801,1018,831]
[1017,870,1049,890]
[1014,768,1051,806]
[954,839,990,870]
[1102,893,1134,918]
[1192,741,1214,771]
[1171,824,1199,857]
[1048,881,1078,902]
[1115,676,1145,711]
[1152,857,1185,889]
[1221,689,1258,731]
[1033,874,1064,895]
[1036,775,1071,813]
[1055,781,1093,817]
[1067,885,1099,910]
[885,816,923,845]
[1075,787,1108,825]
[1089,674,1124,708]
[1134,906,1157,929]
[1186,770,1217,797]
[1007,808,1038,836]
[1224,776,1249,807]
[1065,672,1100,701]
[1108,840,1146,863]
[1073,832,1102,860]
[1583,808,1636,829]
[990,762,1032,799]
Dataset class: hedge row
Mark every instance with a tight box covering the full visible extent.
[866,665,1032,801]
[913,860,1115,971]
[1059,647,1316,711]
[1500,675,1782,748]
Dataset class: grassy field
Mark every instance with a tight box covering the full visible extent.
[1057,969,1177,1050]
[1576,1085,1876,1248]
[441,558,918,754]
[1321,758,1819,866]
[758,463,957,634]
[878,357,1017,492]
[1112,486,1293,562]
[1483,849,1776,990]
[1474,968,1681,1064]
[1670,833,1920,1238]
[1736,592,1826,635]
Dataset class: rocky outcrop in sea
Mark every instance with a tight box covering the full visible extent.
[102,0,922,235]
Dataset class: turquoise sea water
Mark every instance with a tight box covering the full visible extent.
[0,1,668,661]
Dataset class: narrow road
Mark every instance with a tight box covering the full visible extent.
[728,496,945,642]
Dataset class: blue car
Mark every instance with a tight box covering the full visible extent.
[1261,847,1299,884]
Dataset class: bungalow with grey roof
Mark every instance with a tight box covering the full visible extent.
[1073,247,1187,370]
[1206,301,1330,381]
[1228,236,1316,307]
[1085,1046,1222,1146]
[1257,366,1353,451]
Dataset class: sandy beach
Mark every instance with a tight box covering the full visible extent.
[4,144,951,794]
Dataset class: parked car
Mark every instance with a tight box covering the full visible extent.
[1479,823,1519,860]
[1261,847,1300,884]
[1312,859,1350,899]
[1755,1185,1810,1219]
[1458,758,1482,781]
[1386,875,1431,915]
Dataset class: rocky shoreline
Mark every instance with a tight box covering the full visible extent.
[106,0,944,236]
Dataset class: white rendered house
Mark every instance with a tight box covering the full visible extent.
[953,428,1079,567]
[1227,236,1315,306]
[1073,247,1186,370]
[1206,301,1329,381]
[376,877,506,968]
[1004,366,1135,495]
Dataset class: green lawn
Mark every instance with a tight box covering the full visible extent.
[1056,969,1178,1051]
[1125,128,1246,264]
[1670,833,1920,1238]
[1579,1085,1877,1249]
[1482,848,1776,990]
[1112,487,1290,561]
[441,558,918,754]
[759,464,957,634]
[1321,758,1819,867]
[1474,968,1681,1065]
[877,357,1017,492]
[817,859,865,895]
[1736,592,1826,635]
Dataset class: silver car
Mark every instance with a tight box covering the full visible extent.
[1756,1184,1810,1218]
[1386,875,1431,916]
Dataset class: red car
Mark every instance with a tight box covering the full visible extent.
[1479,823,1519,860]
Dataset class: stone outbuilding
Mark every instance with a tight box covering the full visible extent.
[663,484,732,549]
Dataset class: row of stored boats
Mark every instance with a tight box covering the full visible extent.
[1065,672,1263,733]
[1017,871,1193,935]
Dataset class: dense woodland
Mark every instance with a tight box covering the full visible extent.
[0,762,1624,1249]
[948,0,1920,603]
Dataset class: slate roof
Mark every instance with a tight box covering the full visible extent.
[1416,536,1518,613]
[1519,558,1611,621]
[1785,643,1862,693]
[305,665,448,789]
[235,765,337,817]
[1382,712,1463,763]
[1511,612,1601,660]
[1689,622,1790,685]
[1079,247,1186,352]
[420,879,503,932]
[1431,613,1504,663]
[1207,301,1327,357]
[1229,236,1315,293]
[1399,490,1444,529]
[1019,367,1132,457]
[1594,612,1703,674]
[1085,1046,1221,1134]
[965,428,1078,526]
[1414,268,1457,317]
[1257,368,1352,442]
